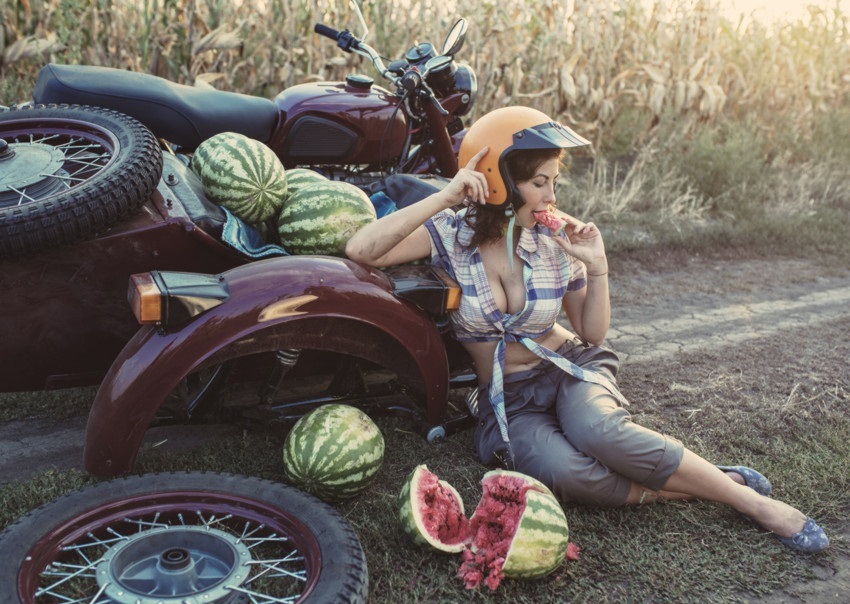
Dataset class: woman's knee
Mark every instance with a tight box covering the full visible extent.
[560,395,633,454]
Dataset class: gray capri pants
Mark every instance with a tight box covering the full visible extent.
[474,339,684,506]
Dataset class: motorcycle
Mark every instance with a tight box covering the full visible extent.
[4,8,476,258]
[32,7,476,177]
[0,11,481,602]
[0,11,480,479]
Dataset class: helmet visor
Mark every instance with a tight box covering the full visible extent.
[510,120,590,151]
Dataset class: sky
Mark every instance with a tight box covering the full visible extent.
[707,0,849,23]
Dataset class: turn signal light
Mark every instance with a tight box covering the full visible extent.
[433,267,461,311]
[128,273,163,323]
[127,271,230,329]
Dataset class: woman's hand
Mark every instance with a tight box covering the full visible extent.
[440,146,490,208]
[550,216,608,275]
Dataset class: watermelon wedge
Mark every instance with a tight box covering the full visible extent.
[533,210,568,235]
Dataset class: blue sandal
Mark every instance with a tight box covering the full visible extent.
[776,517,830,553]
[716,465,772,497]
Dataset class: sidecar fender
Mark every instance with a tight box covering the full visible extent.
[84,255,449,477]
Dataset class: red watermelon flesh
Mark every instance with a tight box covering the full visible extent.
[533,210,568,235]
[458,472,532,590]
[418,468,470,548]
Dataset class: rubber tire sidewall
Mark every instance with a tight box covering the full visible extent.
[0,104,162,259]
[0,471,369,603]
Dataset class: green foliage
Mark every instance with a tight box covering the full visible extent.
[656,120,768,209]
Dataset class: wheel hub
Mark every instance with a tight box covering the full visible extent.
[95,525,252,603]
[0,141,68,200]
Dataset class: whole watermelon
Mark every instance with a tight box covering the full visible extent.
[278,180,376,255]
[190,131,287,226]
[398,465,572,591]
[282,404,384,502]
[284,168,328,200]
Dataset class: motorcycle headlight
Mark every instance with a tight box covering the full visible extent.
[453,63,477,116]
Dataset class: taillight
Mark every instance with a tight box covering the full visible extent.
[127,271,230,329]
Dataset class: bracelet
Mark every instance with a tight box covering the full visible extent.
[587,271,608,277]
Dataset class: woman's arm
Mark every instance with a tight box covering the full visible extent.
[345,147,490,268]
[563,270,610,345]
[552,220,611,345]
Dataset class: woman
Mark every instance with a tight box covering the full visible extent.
[346,106,828,553]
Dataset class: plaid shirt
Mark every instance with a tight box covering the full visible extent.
[425,208,627,449]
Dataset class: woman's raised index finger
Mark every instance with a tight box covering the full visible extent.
[465,146,489,169]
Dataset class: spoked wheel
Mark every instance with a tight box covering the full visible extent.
[0,472,369,603]
[0,104,162,259]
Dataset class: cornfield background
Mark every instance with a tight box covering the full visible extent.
[3,0,850,230]
[4,0,850,151]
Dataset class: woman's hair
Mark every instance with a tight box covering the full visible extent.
[464,147,563,247]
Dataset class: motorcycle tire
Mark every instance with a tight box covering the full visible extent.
[0,104,162,259]
[0,471,369,603]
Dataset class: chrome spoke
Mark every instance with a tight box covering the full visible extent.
[1,130,111,208]
[8,185,35,205]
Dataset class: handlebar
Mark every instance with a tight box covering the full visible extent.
[314,21,449,114]
[313,23,341,42]
[315,22,389,77]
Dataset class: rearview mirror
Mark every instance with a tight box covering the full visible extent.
[441,18,468,56]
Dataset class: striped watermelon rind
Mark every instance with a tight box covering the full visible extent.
[190,131,288,226]
[278,180,376,256]
[282,404,384,502]
[501,486,569,579]
[398,464,470,553]
[284,168,328,200]
[399,466,571,590]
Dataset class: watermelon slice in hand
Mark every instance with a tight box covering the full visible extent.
[533,210,568,235]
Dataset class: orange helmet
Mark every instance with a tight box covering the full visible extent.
[458,106,590,210]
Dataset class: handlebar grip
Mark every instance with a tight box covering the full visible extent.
[314,23,341,41]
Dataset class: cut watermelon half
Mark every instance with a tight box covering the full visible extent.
[398,464,470,553]
[398,465,575,591]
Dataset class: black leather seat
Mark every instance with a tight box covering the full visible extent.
[33,63,279,150]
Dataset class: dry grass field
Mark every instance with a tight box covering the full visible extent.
[4,0,850,152]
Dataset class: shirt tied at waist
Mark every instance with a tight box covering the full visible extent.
[487,327,629,450]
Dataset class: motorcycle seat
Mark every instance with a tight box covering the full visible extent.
[33,63,279,150]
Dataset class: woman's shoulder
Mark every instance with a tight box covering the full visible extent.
[427,207,475,245]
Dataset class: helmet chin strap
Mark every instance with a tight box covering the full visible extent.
[505,207,516,273]
[504,191,525,273]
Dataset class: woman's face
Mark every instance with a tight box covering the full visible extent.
[514,156,560,229]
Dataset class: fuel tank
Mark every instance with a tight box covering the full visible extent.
[270,76,407,166]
